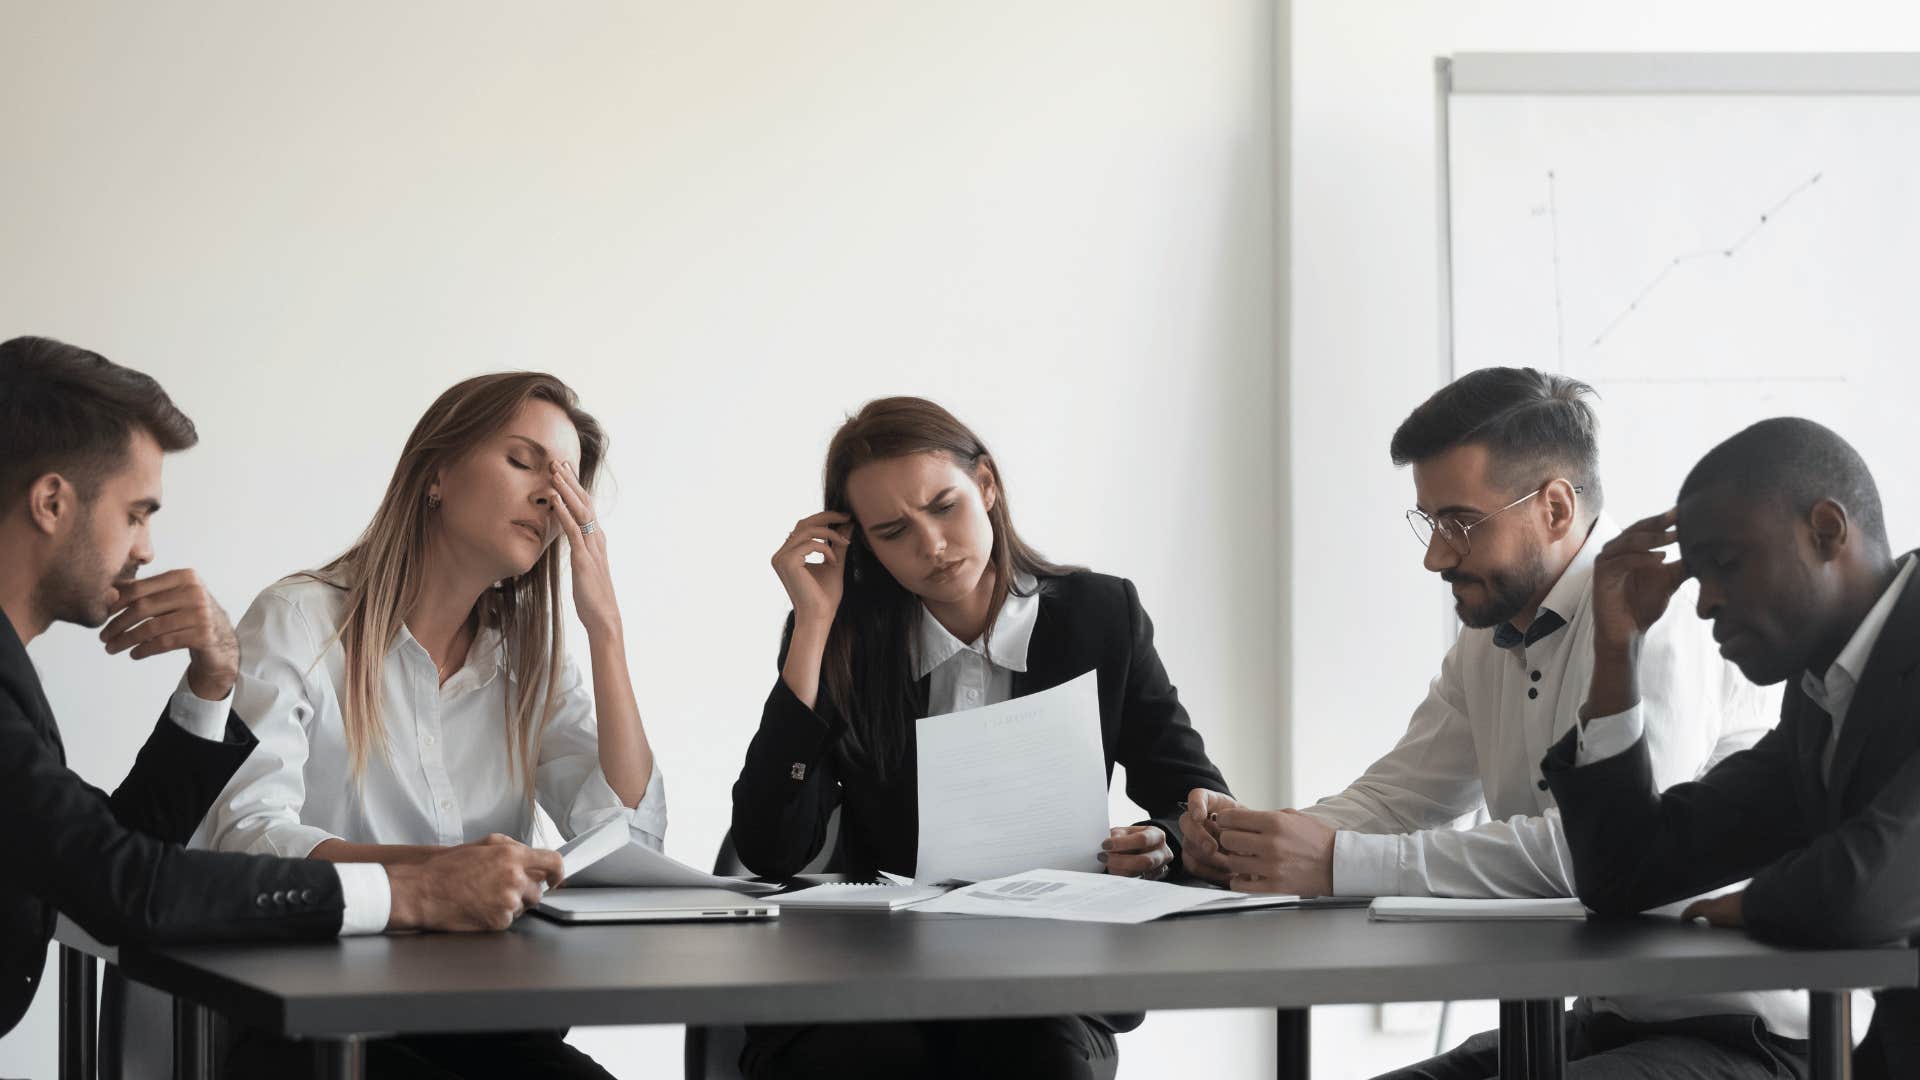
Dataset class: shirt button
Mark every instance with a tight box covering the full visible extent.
[1537,779,1549,791]
[1530,671,1542,682]
[1527,688,1539,700]
[440,799,453,811]
[256,893,270,907]
[302,889,318,904]
[423,735,436,747]
[966,688,980,702]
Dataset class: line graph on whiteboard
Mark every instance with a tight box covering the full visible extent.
[1528,168,1847,386]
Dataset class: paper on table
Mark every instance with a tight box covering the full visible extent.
[913,869,1227,924]
[1368,896,1588,921]
[565,825,779,894]
[913,669,1108,885]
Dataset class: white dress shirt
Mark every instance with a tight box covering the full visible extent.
[913,573,1042,712]
[195,575,667,933]
[1298,516,1810,1034]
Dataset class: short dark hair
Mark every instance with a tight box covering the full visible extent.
[1680,417,1888,553]
[1390,366,1603,513]
[0,336,198,505]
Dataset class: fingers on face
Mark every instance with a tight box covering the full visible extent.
[550,462,595,522]
[111,568,196,607]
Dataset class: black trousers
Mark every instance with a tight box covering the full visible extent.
[740,1016,1120,1080]
[1375,1009,1811,1080]
[223,1028,615,1080]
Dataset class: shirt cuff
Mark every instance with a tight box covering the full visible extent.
[565,763,669,853]
[1331,829,1401,897]
[1576,703,1646,765]
[168,675,234,742]
[334,863,392,935]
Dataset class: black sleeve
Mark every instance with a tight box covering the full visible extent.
[1743,733,1920,947]
[729,612,845,878]
[1112,578,1231,858]
[1541,719,1806,916]
[108,707,257,844]
[1,700,344,946]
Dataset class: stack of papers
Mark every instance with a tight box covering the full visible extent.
[1368,896,1589,921]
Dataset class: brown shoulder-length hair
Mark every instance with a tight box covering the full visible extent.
[308,372,606,792]
[819,396,1077,781]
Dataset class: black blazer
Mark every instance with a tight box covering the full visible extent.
[1543,555,1920,1080]
[0,608,344,1036]
[731,571,1231,880]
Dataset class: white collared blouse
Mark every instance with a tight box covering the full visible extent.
[200,575,666,862]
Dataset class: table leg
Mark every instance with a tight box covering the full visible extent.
[1497,1000,1564,1080]
[58,945,96,1080]
[1275,1007,1309,1080]
[172,996,216,1080]
[1809,991,1853,1080]
[315,1036,366,1080]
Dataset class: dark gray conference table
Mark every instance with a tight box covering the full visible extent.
[57,905,1916,1080]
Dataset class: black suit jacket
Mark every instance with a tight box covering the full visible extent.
[0,608,344,1036]
[1544,557,1920,1079]
[731,571,1231,881]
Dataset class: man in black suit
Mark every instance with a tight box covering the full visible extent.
[0,335,567,1040]
[1545,416,1920,1080]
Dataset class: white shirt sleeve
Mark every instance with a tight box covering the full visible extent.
[334,862,392,935]
[1330,807,1579,898]
[199,590,345,859]
[1575,703,1647,765]
[1302,639,1485,836]
[167,675,233,742]
[533,654,668,850]
[1299,639,1517,895]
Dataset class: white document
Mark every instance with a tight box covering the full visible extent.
[1368,896,1589,922]
[562,822,779,895]
[913,669,1109,885]
[914,869,1227,924]
[775,883,951,911]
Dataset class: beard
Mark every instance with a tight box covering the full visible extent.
[1443,545,1550,630]
[33,516,130,629]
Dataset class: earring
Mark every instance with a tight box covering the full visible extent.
[427,493,442,509]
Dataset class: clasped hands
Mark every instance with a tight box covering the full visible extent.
[1176,788,1336,896]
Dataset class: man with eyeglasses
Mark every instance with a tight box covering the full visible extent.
[1178,368,1808,1080]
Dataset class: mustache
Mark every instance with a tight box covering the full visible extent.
[1440,570,1480,586]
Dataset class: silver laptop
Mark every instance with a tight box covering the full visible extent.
[534,887,778,924]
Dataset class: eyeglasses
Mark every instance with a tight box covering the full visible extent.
[1405,483,1583,557]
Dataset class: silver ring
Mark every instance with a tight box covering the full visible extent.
[580,520,599,536]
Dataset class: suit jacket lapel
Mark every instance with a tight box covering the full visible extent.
[1827,562,1920,817]
[1009,590,1061,700]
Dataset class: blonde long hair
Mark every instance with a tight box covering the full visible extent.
[310,372,605,792]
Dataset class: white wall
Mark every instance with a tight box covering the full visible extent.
[1289,3,1920,1076]
[0,2,1281,1076]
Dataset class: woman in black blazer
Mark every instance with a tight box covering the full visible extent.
[731,396,1231,1080]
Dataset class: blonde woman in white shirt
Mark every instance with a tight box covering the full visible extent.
[212,372,662,1080]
